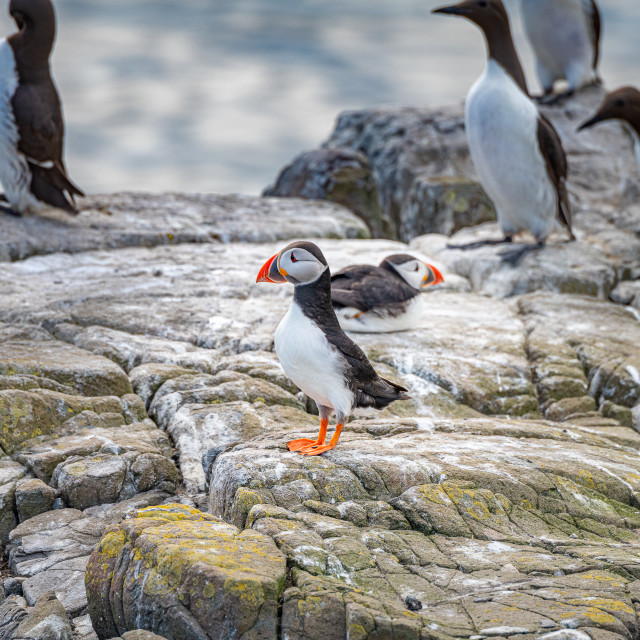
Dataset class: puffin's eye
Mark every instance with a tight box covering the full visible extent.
[413,264,419,271]
[290,253,298,262]
[615,99,624,107]
[478,0,487,6]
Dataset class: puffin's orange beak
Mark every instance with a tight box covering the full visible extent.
[422,264,445,287]
[257,253,287,284]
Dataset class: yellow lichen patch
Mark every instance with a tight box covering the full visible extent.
[135,504,215,522]
[97,530,127,558]
[224,577,263,607]
[580,572,626,587]
[347,624,367,640]
[582,607,617,625]
[467,501,491,520]
[577,469,596,489]
[521,498,533,510]
[568,598,633,614]
[203,582,216,599]
[419,484,451,505]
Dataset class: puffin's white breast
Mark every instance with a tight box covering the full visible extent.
[465,60,557,241]
[274,301,354,416]
[335,296,425,333]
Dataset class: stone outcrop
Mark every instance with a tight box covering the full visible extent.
[85,504,286,640]
[1,93,640,639]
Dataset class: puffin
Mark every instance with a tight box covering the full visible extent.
[578,87,640,170]
[257,241,410,456]
[0,0,83,216]
[433,0,574,264]
[520,0,601,101]
[330,254,444,333]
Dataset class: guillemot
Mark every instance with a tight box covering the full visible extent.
[331,254,444,333]
[257,241,410,456]
[578,86,640,169]
[433,0,574,264]
[0,0,83,216]
[520,0,601,101]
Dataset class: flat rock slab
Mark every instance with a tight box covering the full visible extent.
[0,192,368,262]
[86,503,287,640]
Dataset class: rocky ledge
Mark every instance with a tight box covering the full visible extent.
[0,88,639,640]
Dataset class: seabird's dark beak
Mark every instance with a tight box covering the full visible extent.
[432,3,470,16]
[577,113,605,132]
[422,264,445,287]
[257,253,287,284]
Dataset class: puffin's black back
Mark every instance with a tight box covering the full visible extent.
[295,269,409,408]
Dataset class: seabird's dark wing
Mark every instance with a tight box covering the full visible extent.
[583,0,601,70]
[331,265,418,312]
[11,80,84,211]
[537,114,572,235]
[324,327,410,410]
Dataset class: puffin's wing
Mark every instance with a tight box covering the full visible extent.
[331,265,417,312]
[537,114,572,234]
[582,0,601,70]
[327,329,409,410]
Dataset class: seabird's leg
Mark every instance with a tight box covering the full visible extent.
[538,89,575,106]
[0,203,20,216]
[499,241,544,266]
[301,423,344,456]
[287,408,330,452]
[446,235,512,251]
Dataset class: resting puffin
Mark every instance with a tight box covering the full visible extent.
[257,241,410,456]
[330,254,444,333]
[0,0,83,216]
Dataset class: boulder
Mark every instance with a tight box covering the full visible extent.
[15,479,57,522]
[13,591,72,640]
[85,504,287,640]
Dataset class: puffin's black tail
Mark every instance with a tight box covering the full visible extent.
[355,376,411,410]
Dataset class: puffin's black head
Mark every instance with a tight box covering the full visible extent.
[578,86,640,133]
[10,0,55,31]
[380,254,444,290]
[432,0,510,34]
[257,241,329,286]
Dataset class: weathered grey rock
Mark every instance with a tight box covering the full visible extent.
[14,591,72,640]
[15,479,57,523]
[121,632,167,640]
[0,597,29,639]
[3,577,25,597]
[0,192,368,262]
[85,504,287,640]
[264,147,388,237]
[400,175,496,240]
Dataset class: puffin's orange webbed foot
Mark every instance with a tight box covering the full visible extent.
[287,417,329,453]
[287,438,318,452]
[300,423,344,456]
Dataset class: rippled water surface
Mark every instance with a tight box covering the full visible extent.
[1,0,638,195]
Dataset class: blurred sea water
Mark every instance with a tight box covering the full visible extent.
[0,0,638,195]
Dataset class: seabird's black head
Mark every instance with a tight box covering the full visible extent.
[432,0,510,33]
[8,0,56,62]
[578,87,640,135]
[257,241,329,287]
[432,0,528,95]
[379,254,445,290]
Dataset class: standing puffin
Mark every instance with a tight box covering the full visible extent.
[330,254,444,333]
[0,0,83,216]
[520,0,601,101]
[257,241,410,456]
[433,0,574,264]
[578,87,640,170]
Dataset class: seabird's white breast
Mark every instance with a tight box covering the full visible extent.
[0,38,42,214]
[465,59,557,242]
[520,0,596,91]
[626,125,640,170]
[335,295,425,333]
[275,301,354,416]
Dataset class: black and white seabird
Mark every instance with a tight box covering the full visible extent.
[330,254,444,333]
[257,241,410,456]
[433,0,574,264]
[578,86,640,170]
[0,0,83,216]
[520,0,601,100]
